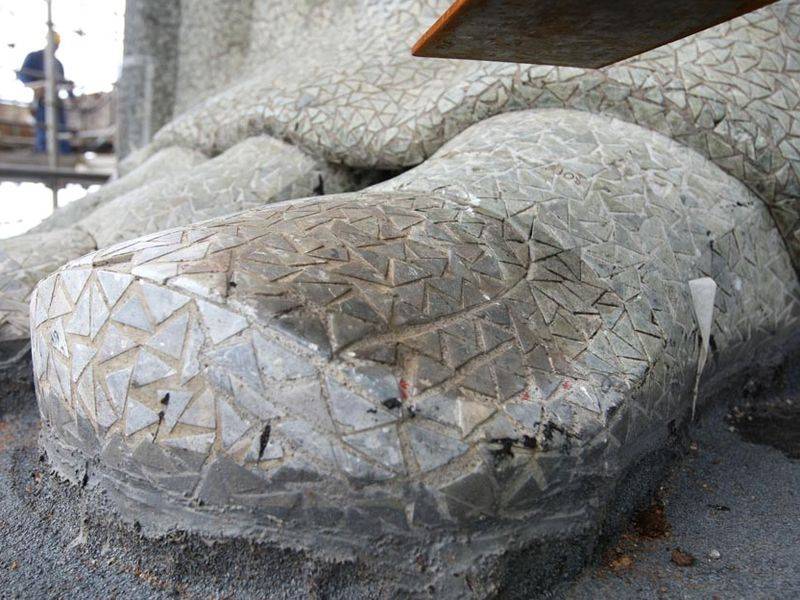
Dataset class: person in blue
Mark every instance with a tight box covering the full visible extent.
[17,32,73,154]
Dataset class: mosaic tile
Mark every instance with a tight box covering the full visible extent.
[196,299,248,344]
[158,389,193,432]
[105,367,132,412]
[111,296,153,332]
[89,283,109,339]
[97,271,133,306]
[59,268,91,303]
[125,399,160,436]
[64,291,91,336]
[141,283,190,324]
[219,399,251,449]
[163,432,216,454]
[326,378,396,431]
[408,425,470,473]
[47,286,72,320]
[179,389,215,429]
[342,426,404,471]
[70,344,96,383]
[131,349,175,387]
[96,324,137,363]
[145,313,189,359]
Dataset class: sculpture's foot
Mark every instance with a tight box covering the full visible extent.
[31,110,800,597]
[0,137,382,363]
[30,146,208,235]
[0,228,96,374]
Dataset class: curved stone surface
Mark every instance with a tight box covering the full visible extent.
[31,110,800,596]
[0,228,95,347]
[135,0,800,268]
[0,137,371,354]
[4,0,800,361]
[79,135,366,248]
[31,146,208,234]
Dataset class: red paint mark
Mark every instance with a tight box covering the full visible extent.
[399,379,410,400]
[521,390,530,401]
[562,381,571,390]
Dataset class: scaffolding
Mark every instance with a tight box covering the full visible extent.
[0,0,114,211]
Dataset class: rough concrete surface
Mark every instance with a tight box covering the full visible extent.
[1,350,798,599]
[562,359,800,600]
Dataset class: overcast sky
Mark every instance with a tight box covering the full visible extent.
[0,0,125,102]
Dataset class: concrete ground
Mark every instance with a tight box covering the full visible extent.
[562,361,800,600]
[1,356,798,599]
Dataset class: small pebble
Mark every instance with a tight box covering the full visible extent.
[708,549,721,560]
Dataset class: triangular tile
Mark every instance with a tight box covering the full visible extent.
[89,283,109,339]
[197,300,247,344]
[97,270,133,306]
[343,426,404,470]
[179,389,215,429]
[141,283,190,324]
[71,343,96,382]
[111,296,153,332]
[125,399,159,436]
[96,324,137,363]
[219,399,250,449]
[407,425,469,472]
[146,313,188,359]
[95,382,117,428]
[105,366,132,411]
[163,432,215,454]
[65,291,91,336]
[50,318,69,357]
[131,349,175,387]
[60,269,91,303]
[48,286,72,319]
[158,389,193,432]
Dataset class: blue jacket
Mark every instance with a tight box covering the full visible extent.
[18,49,66,85]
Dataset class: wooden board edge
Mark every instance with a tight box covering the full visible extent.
[411,0,780,67]
[411,0,480,57]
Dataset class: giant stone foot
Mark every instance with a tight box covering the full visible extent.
[135,0,800,269]
[5,0,800,371]
[31,110,800,597]
[0,136,368,363]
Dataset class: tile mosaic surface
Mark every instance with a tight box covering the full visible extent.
[0,137,362,351]
[30,146,207,234]
[2,0,800,359]
[147,0,800,267]
[5,2,796,593]
[31,110,800,593]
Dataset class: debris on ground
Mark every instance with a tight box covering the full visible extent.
[671,548,695,567]
[607,554,634,571]
[727,398,800,460]
[633,501,671,539]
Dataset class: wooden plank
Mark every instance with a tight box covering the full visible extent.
[412,0,777,68]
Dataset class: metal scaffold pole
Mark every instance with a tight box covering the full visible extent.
[43,0,58,210]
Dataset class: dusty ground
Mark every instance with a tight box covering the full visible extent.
[1,356,798,599]
[563,361,800,600]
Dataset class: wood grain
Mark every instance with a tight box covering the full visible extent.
[412,0,778,68]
